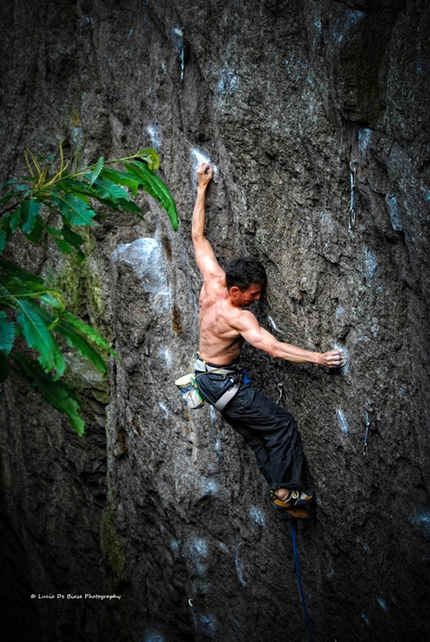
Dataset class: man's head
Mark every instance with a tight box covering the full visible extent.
[226,257,267,307]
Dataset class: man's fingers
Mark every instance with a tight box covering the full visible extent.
[337,350,346,366]
[334,350,346,367]
[327,350,346,368]
[197,162,212,174]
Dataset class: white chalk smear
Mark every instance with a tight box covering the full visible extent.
[191,148,219,183]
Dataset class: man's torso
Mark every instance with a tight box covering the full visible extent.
[198,278,245,365]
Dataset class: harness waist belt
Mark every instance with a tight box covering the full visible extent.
[194,355,241,411]
[194,356,239,376]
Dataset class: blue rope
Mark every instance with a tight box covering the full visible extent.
[290,521,314,642]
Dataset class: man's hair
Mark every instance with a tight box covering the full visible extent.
[225,256,267,292]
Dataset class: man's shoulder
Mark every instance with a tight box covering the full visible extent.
[202,273,227,297]
[206,270,226,285]
[196,247,226,283]
[230,307,258,330]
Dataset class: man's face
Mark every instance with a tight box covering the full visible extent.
[230,283,262,307]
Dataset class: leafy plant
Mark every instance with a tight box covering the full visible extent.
[0,147,178,435]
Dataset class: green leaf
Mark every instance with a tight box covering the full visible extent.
[99,167,141,196]
[46,223,85,257]
[15,299,66,377]
[61,310,117,358]
[25,214,44,244]
[92,177,131,204]
[46,225,63,238]
[54,238,73,254]
[54,320,107,374]
[0,184,30,208]
[51,192,97,226]
[0,267,46,300]
[39,292,66,311]
[0,312,15,354]
[55,177,93,201]
[12,353,85,436]
[0,260,44,286]
[89,156,104,186]
[34,305,111,373]
[9,209,21,232]
[0,178,18,191]
[0,351,9,384]
[0,282,26,299]
[0,229,7,254]
[134,148,160,171]
[124,161,178,231]
[61,223,85,251]
[20,198,40,234]
[115,198,142,215]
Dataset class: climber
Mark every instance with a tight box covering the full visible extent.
[191,162,346,518]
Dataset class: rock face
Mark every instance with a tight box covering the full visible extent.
[0,1,429,641]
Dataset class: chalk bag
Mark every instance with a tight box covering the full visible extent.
[175,373,205,409]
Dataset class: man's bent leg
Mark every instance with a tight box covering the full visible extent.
[221,385,304,490]
[197,374,305,490]
[221,419,273,486]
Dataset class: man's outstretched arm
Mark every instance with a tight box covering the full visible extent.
[192,163,225,281]
[235,310,346,368]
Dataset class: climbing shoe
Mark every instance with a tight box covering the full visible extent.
[270,488,315,510]
[279,507,313,521]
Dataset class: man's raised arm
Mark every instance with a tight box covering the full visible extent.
[192,163,225,281]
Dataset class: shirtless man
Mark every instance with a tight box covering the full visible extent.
[192,162,345,517]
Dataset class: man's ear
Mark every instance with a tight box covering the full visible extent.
[229,286,240,298]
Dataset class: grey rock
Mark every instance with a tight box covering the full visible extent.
[0,1,429,641]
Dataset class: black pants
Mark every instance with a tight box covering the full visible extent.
[196,371,304,491]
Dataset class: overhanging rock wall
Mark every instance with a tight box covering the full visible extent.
[0,1,429,641]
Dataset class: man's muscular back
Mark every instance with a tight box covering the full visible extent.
[198,273,245,365]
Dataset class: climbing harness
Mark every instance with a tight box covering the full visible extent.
[194,354,242,411]
[290,521,314,642]
[349,159,358,231]
[176,354,242,411]
[213,379,241,412]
